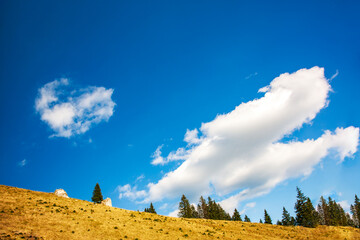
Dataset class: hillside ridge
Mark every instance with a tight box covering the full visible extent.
[0,185,359,240]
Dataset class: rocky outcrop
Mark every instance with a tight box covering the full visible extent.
[101,198,112,207]
[54,189,69,198]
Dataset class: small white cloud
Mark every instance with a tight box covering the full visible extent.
[338,200,350,211]
[239,202,256,215]
[136,174,145,182]
[151,145,165,165]
[151,145,189,165]
[35,78,115,138]
[184,129,202,145]
[159,203,168,210]
[168,209,179,217]
[117,184,147,201]
[329,70,339,81]
[258,86,270,93]
[245,72,258,80]
[18,159,27,167]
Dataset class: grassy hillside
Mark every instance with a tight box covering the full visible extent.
[0,185,359,240]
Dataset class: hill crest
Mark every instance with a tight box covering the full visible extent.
[0,185,359,240]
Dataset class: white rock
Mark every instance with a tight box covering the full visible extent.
[54,189,69,198]
[101,198,112,207]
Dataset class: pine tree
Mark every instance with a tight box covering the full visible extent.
[295,187,307,226]
[346,213,355,227]
[91,183,103,203]
[197,196,208,219]
[295,187,318,227]
[290,216,296,226]
[178,194,192,218]
[304,197,318,227]
[338,203,347,226]
[191,204,199,218]
[217,203,230,220]
[281,207,292,226]
[264,209,272,224]
[351,204,359,228]
[232,208,242,221]
[317,196,329,225]
[208,197,218,219]
[351,194,360,228]
[276,220,282,225]
[259,219,263,223]
[145,203,157,214]
[244,215,251,222]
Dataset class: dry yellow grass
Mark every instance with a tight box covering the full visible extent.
[0,185,359,240]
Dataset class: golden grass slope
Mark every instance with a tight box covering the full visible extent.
[0,185,359,240]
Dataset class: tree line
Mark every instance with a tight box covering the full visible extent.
[91,183,360,228]
[178,194,252,222]
[175,187,360,228]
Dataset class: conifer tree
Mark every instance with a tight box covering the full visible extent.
[178,194,192,218]
[346,213,355,227]
[232,208,242,221]
[197,196,208,219]
[281,207,292,226]
[351,194,360,228]
[303,197,318,228]
[244,215,251,222]
[264,209,272,224]
[259,219,263,223]
[327,197,348,226]
[317,196,329,225]
[145,203,157,214]
[276,220,282,225]
[191,204,199,218]
[290,216,296,226]
[295,187,307,226]
[295,187,318,227]
[91,183,103,203]
[351,204,359,228]
[338,203,347,226]
[208,197,217,219]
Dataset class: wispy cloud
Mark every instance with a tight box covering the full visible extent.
[135,174,145,182]
[122,67,359,214]
[35,78,115,138]
[338,200,350,211]
[329,69,339,81]
[245,72,258,80]
[240,202,256,215]
[18,159,27,167]
[117,184,147,201]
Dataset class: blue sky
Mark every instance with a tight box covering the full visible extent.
[1,0,360,222]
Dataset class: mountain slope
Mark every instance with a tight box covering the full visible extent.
[0,185,359,240]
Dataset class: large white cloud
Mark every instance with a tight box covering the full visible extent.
[35,78,115,137]
[121,67,359,214]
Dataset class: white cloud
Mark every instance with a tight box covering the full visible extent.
[240,202,256,215]
[258,86,269,93]
[151,145,166,165]
[168,209,179,217]
[127,67,360,213]
[136,174,145,182]
[35,78,115,138]
[245,72,258,80]
[159,203,168,210]
[329,69,339,81]
[184,129,202,145]
[18,159,27,167]
[117,184,147,201]
[338,200,351,211]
